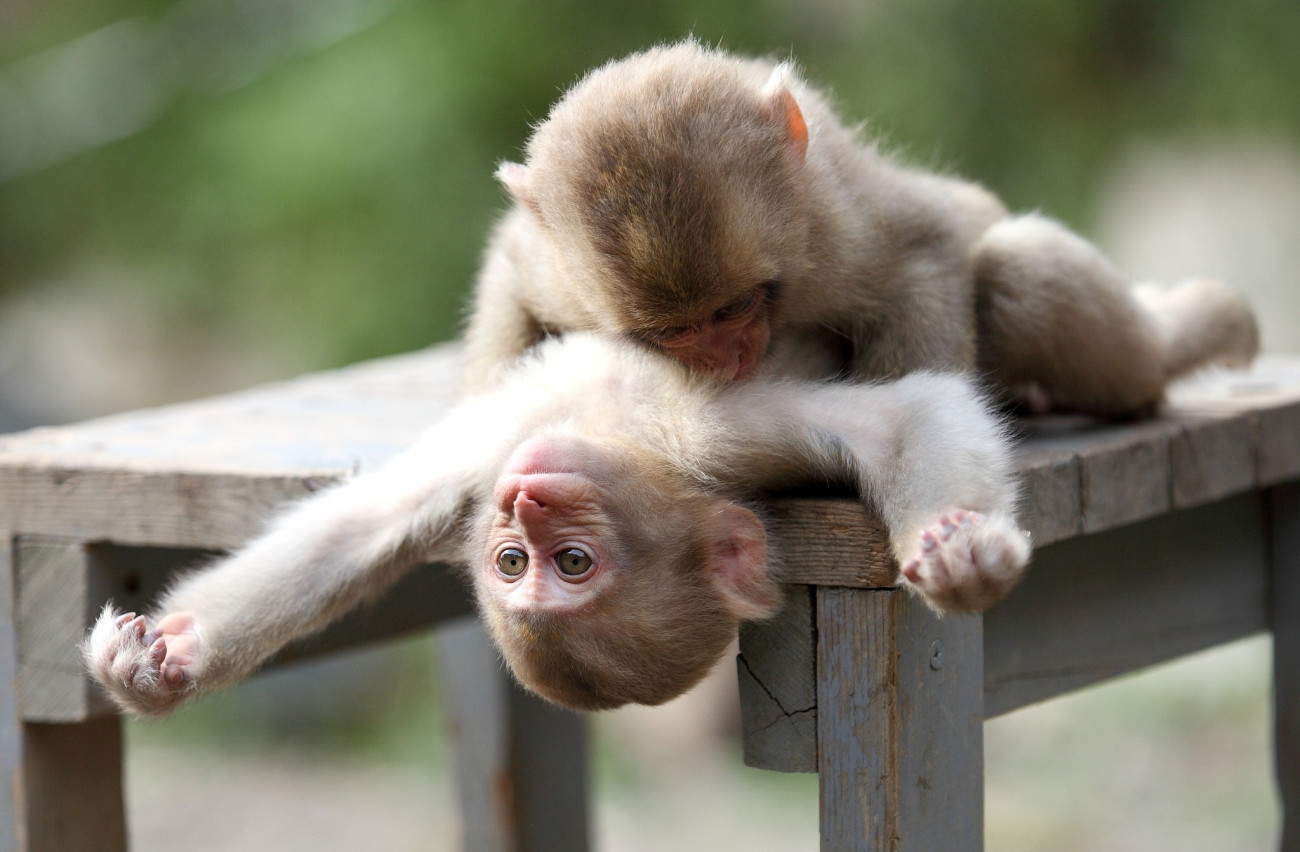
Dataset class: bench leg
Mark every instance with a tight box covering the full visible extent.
[816,587,983,852]
[438,617,590,852]
[1,536,127,852]
[1274,482,1300,852]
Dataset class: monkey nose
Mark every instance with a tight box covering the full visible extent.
[513,492,551,535]
[514,490,544,511]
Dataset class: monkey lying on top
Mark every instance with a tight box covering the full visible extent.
[85,334,1027,715]
[466,40,1258,411]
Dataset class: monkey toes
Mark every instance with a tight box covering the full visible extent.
[900,510,1030,612]
[84,605,201,716]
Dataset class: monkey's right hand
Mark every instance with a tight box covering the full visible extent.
[84,604,202,717]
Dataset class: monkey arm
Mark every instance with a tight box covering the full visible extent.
[714,373,1029,611]
[84,401,508,716]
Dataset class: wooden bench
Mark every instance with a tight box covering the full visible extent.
[0,345,1296,852]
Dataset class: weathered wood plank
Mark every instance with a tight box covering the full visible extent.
[767,499,894,588]
[0,345,463,475]
[738,585,816,772]
[22,718,126,852]
[15,539,110,721]
[0,532,24,852]
[1169,413,1255,508]
[0,469,340,551]
[983,492,1269,717]
[0,345,463,551]
[816,588,895,850]
[1271,480,1300,852]
[1168,354,1300,487]
[437,618,590,852]
[1013,446,1082,546]
[1256,401,1300,487]
[816,587,982,852]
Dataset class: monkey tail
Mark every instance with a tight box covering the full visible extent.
[1136,278,1260,382]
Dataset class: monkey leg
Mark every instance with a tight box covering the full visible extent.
[972,214,1258,417]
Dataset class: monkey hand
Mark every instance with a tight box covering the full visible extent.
[899,510,1030,613]
[84,604,202,716]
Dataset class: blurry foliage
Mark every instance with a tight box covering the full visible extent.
[1,0,1298,370]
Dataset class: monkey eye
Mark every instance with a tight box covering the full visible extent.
[647,324,692,345]
[496,548,529,577]
[712,288,764,323]
[556,548,594,578]
[712,283,769,326]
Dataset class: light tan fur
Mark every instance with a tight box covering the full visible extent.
[466,41,1259,415]
[85,335,1026,715]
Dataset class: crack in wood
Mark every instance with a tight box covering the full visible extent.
[737,653,814,723]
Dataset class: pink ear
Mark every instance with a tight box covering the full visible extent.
[706,504,779,620]
[762,64,808,165]
[495,161,534,205]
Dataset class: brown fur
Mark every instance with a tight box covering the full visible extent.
[466,40,1258,415]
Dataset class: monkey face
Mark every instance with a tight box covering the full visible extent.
[638,281,777,381]
[485,465,619,614]
[501,41,813,385]
[471,432,779,710]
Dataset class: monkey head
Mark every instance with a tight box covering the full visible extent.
[497,41,813,382]
[471,432,780,710]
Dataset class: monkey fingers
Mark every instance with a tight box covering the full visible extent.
[899,511,1030,613]
[83,603,199,716]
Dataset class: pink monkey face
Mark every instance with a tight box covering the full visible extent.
[481,436,626,613]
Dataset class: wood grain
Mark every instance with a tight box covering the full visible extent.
[15,538,110,721]
[816,588,983,852]
[766,499,894,588]
[0,531,22,852]
[738,585,817,772]
[983,492,1269,717]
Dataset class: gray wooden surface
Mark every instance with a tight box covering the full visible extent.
[737,585,816,772]
[438,619,591,852]
[815,588,983,852]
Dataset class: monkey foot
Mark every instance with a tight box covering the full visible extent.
[900,510,1031,612]
[83,604,201,716]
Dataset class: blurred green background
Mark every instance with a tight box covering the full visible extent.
[2,1,1295,849]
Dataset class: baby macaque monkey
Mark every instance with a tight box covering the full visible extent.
[466,40,1258,413]
[86,334,1026,715]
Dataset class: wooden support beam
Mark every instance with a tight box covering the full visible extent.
[816,587,983,852]
[21,718,126,852]
[437,618,590,852]
[983,492,1270,717]
[738,584,817,772]
[1,532,24,852]
[1272,481,1300,852]
[15,538,119,722]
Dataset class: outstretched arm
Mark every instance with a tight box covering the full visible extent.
[84,400,509,716]
[715,372,1029,612]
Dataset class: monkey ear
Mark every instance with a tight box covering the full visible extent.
[762,64,808,165]
[496,161,536,208]
[706,504,779,620]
